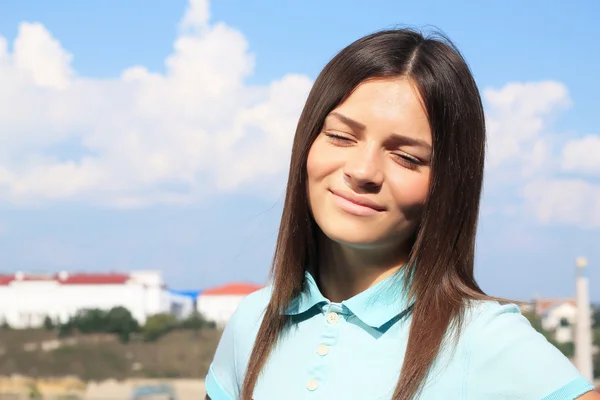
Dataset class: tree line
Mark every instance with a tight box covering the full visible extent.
[40,307,216,343]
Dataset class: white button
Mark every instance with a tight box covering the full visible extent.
[306,379,319,391]
[327,312,339,324]
[317,344,329,356]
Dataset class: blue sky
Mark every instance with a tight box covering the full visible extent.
[0,0,598,301]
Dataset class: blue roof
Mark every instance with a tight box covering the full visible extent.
[168,288,201,298]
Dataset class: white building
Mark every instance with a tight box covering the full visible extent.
[167,289,198,320]
[197,282,263,327]
[542,300,578,344]
[0,270,171,328]
[533,298,578,344]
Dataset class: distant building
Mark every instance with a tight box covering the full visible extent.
[196,282,263,327]
[167,289,199,320]
[527,298,578,344]
[0,270,171,328]
[0,269,266,329]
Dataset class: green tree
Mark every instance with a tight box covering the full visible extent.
[592,307,600,329]
[179,311,210,331]
[0,318,11,330]
[105,306,139,343]
[524,311,545,332]
[58,321,74,338]
[143,313,177,342]
[594,328,600,378]
[43,315,55,331]
[58,307,138,342]
[73,308,108,333]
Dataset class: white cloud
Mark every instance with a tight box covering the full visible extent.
[1,2,598,231]
[484,82,600,227]
[484,81,571,169]
[12,22,73,89]
[180,0,211,32]
[0,0,312,206]
[561,135,600,176]
[523,179,600,228]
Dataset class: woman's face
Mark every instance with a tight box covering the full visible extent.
[307,77,432,251]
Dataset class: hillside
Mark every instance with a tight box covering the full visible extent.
[0,327,221,381]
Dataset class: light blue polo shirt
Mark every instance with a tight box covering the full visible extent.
[206,270,594,399]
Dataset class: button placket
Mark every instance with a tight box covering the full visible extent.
[306,304,344,394]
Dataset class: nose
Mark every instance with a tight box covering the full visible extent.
[343,144,384,192]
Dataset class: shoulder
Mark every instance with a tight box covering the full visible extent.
[231,285,273,326]
[462,300,551,361]
[463,300,526,332]
[462,299,558,361]
[205,285,272,400]
[227,285,273,350]
[231,285,272,326]
[460,300,594,399]
[215,285,272,367]
[462,300,566,353]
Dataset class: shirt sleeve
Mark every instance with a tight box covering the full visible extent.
[205,313,241,400]
[465,302,594,400]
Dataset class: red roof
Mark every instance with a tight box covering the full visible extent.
[0,273,130,285]
[0,275,54,285]
[202,283,263,296]
[534,298,576,315]
[59,273,130,285]
[0,275,14,285]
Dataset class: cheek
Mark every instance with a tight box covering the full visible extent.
[306,139,338,184]
[388,171,431,215]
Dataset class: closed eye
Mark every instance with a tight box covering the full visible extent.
[393,153,423,170]
[325,132,354,144]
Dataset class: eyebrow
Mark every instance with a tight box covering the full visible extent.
[329,111,366,131]
[327,111,432,151]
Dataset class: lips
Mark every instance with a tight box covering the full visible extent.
[329,189,387,213]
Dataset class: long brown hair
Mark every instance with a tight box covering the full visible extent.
[242,28,493,400]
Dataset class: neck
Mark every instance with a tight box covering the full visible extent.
[316,234,410,303]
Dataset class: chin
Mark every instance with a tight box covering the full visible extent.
[329,235,387,249]
[318,219,390,248]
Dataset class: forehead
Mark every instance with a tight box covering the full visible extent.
[328,78,431,142]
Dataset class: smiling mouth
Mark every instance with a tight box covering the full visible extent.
[329,189,386,216]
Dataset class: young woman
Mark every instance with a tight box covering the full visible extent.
[205,29,598,400]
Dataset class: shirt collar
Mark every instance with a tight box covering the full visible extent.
[284,269,411,329]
